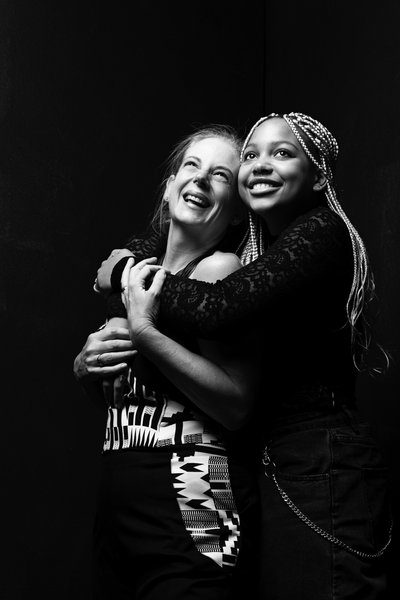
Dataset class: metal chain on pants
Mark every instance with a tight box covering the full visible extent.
[263,447,392,560]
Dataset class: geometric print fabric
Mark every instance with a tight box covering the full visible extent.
[171,450,240,569]
[103,376,226,452]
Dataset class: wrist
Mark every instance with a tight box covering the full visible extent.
[130,319,159,349]
[111,256,134,292]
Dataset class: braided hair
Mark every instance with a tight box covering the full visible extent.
[239,112,387,372]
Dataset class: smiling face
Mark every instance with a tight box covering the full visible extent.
[239,118,321,234]
[165,136,241,244]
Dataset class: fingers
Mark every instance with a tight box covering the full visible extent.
[94,349,137,366]
[109,248,124,258]
[134,257,159,268]
[109,248,134,259]
[95,363,130,377]
[94,327,132,341]
[127,264,166,291]
[73,352,87,381]
[84,338,135,360]
[121,257,164,291]
[80,329,136,379]
[121,257,136,291]
[147,268,167,295]
[97,338,135,352]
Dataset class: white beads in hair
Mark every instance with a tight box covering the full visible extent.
[240,112,373,366]
[239,211,264,265]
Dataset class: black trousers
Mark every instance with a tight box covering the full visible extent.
[257,410,392,599]
[93,446,259,600]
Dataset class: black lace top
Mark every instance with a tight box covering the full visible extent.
[107,205,357,424]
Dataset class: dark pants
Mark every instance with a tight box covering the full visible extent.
[93,447,259,600]
[257,410,392,599]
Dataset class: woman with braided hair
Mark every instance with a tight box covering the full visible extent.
[91,112,392,598]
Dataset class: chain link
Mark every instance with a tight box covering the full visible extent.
[263,448,392,560]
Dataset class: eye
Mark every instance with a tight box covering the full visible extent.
[183,159,198,168]
[242,151,257,161]
[275,149,293,158]
[212,170,230,182]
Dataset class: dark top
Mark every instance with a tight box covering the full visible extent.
[107,205,356,436]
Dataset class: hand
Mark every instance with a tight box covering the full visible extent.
[95,248,135,295]
[121,257,167,342]
[73,325,137,383]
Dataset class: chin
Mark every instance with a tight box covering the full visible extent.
[249,199,276,217]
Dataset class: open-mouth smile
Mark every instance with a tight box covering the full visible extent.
[183,192,211,208]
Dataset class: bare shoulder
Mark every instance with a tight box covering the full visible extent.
[191,251,243,283]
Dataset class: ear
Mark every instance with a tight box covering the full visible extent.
[163,174,175,202]
[313,171,327,192]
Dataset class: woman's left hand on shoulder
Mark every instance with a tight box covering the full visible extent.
[121,257,167,341]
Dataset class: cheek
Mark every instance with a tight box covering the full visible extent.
[238,176,249,199]
[172,179,187,200]
[238,167,247,187]
[283,167,308,190]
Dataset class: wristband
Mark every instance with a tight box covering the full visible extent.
[110,256,133,292]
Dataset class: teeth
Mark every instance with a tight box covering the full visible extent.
[252,183,278,191]
[186,194,208,207]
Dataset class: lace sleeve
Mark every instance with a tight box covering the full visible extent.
[159,206,352,337]
[106,227,166,319]
[124,227,165,259]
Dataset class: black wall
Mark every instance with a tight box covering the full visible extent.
[1,1,399,598]
[264,2,400,590]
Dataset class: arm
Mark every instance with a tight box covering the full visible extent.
[122,256,258,431]
[84,229,166,403]
[95,249,135,295]
[97,228,167,318]
[153,206,352,338]
[95,227,165,296]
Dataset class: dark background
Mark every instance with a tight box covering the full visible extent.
[1,1,399,598]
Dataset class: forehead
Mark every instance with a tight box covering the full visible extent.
[185,137,240,167]
[249,118,300,149]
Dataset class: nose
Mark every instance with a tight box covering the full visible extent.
[193,170,210,187]
[252,160,272,174]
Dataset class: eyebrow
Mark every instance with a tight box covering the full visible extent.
[245,140,299,151]
[271,140,299,150]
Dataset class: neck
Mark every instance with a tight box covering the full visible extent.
[162,222,219,273]
[261,196,321,236]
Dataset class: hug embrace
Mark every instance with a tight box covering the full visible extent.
[74,112,392,599]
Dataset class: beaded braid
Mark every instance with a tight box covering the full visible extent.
[240,211,265,265]
[240,112,376,368]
